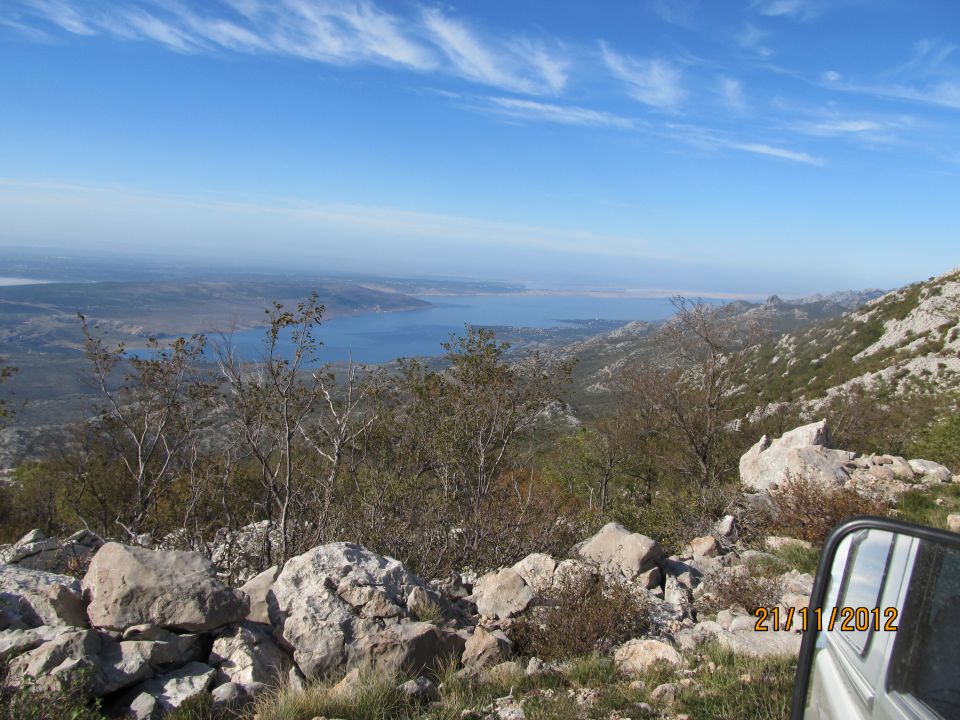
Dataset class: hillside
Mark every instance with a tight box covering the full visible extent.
[738,268,960,408]
[561,289,885,412]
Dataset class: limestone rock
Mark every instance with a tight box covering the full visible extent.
[511,553,557,594]
[82,543,248,632]
[209,623,291,686]
[124,662,217,714]
[399,676,440,703]
[4,628,102,691]
[0,564,87,628]
[94,640,156,696]
[613,638,682,674]
[269,542,439,678]
[365,621,464,677]
[0,624,64,663]
[472,568,534,620]
[908,459,953,483]
[948,514,960,533]
[462,625,512,669]
[740,419,838,492]
[576,523,664,581]
[716,628,801,657]
[239,565,279,625]
[764,536,812,552]
[687,535,719,558]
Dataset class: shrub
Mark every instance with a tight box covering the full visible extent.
[0,667,106,720]
[698,570,783,616]
[770,475,886,546]
[509,573,651,661]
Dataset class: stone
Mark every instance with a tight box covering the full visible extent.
[209,623,291,686]
[7,530,104,574]
[328,667,363,699]
[269,543,444,678]
[764,536,812,552]
[239,565,279,625]
[687,536,719,558]
[399,676,440,703]
[675,621,724,652]
[739,420,832,492]
[120,626,202,668]
[126,692,159,720]
[4,629,102,691]
[613,639,682,674]
[637,566,662,590]
[211,681,246,706]
[124,662,216,714]
[483,660,524,684]
[715,515,737,539]
[0,564,87,628]
[365,621,464,677]
[511,553,557,594]
[650,682,676,703]
[0,625,64,662]
[472,568,534,620]
[462,625,512,669]
[82,542,249,632]
[948,515,960,533]
[551,559,594,589]
[909,459,953,483]
[576,522,664,581]
[716,628,801,657]
[94,639,163,696]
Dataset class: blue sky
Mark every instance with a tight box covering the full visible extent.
[0,0,958,295]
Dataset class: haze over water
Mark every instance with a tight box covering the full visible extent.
[220,294,679,364]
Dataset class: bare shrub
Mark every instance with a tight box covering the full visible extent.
[509,573,652,661]
[698,570,783,616]
[770,475,885,546]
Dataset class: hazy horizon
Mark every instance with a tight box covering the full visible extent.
[2,1,958,295]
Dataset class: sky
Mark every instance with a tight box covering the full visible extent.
[0,0,958,295]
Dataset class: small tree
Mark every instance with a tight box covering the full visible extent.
[217,294,378,563]
[0,358,17,430]
[78,315,211,540]
[624,297,764,489]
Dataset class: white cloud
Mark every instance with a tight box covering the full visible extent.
[422,9,567,94]
[717,76,747,113]
[753,0,813,20]
[735,23,773,57]
[8,0,571,94]
[485,97,633,128]
[601,43,684,110]
[731,142,822,165]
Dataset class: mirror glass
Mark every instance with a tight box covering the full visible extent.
[805,528,960,720]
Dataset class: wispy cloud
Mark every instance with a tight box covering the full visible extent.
[6,0,571,95]
[717,76,747,113]
[647,0,700,29]
[845,38,959,110]
[735,23,773,57]
[484,97,634,128]
[422,9,567,94]
[752,0,815,20]
[601,43,685,110]
[731,142,822,164]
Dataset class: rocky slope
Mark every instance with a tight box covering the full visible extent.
[739,267,960,408]
[3,418,957,719]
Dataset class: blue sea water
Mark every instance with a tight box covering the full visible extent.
[215,294,679,364]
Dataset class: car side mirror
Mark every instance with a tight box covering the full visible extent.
[791,516,960,720]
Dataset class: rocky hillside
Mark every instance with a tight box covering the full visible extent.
[561,289,885,410]
[739,267,960,408]
[3,416,957,719]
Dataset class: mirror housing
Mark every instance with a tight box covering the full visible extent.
[791,516,960,719]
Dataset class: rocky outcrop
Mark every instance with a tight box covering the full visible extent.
[268,542,456,678]
[576,522,664,581]
[0,563,87,628]
[740,419,955,501]
[0,529,103,574]
[471,568,534,620]
[82,543,249,632]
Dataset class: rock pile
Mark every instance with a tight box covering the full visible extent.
[740,418,956,500]
[1,519,810,717]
